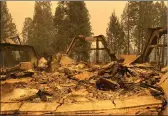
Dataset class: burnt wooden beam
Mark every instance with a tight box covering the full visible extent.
[149,44,167,48]
[96,37,99,64]
[90,48,105,50]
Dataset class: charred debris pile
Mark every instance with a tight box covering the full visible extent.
[1,54,166,104]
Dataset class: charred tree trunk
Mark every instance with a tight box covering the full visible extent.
[127,2,130,55]
[161,35,165,67]
[138,2,141,55]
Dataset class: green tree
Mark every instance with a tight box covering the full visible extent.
[1,1,17,41]
[131,1,154,54]
[159,1,167,26]
[27,1,54,56]
[22,17,32,44]
[53,1,92,61]
[121,1,167,55]
[107,11,125,55]
[53,1,69,53]
[152,1,167,27]
[121,2,138,54]
[121,1,158,54]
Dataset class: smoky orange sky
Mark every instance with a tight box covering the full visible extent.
[7,1,127,36]
[7,1,167,36]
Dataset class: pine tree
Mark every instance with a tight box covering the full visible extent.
[121,2,138,54]
[53,1,69,53]
[53,1,92,61]
[159,1,167,26]
[22,17,32,44]
[27,1,54,56]
[121,1,167,55]
[121,1,159,54]
[1,1,17,41]
[67,1,92,61]
[106,11,125,55]
[152,1,167,27]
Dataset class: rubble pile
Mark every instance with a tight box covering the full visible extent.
[1,57,164,100]
[0,55,167,115]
